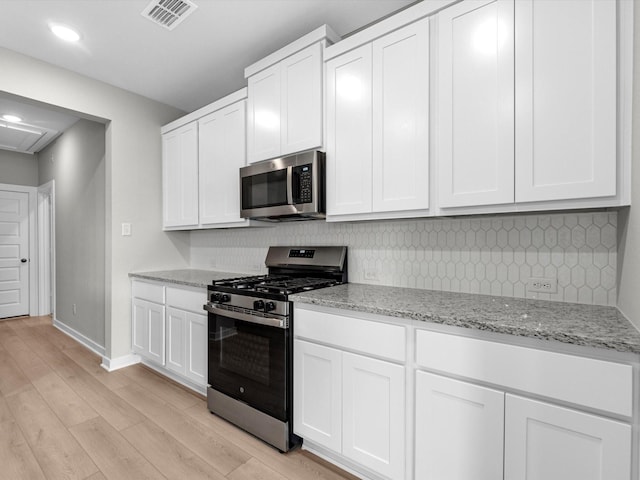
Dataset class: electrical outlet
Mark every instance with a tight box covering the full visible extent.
[72,303,77,315]
[364,269,379,282]
[527,277,558,294]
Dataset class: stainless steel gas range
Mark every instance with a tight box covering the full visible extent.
[204,246,347,452]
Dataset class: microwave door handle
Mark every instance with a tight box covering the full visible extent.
[286,166,293,206]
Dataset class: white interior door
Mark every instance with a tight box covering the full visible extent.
[0,189,29,318]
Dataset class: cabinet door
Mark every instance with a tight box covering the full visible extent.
[372,18,430,213]
[131,299,149,356]
[504,395,631,480]
[326,44,373,216]
[437,0,515,208]
[247,63,281,163]
[281,43,323,156]
[185,311,207,385]
[415,371,504,480]
[165,307,186,375]
[342,352,404,480]
[162,122,199,228]
[293,340,342,452]
[132,298,165,365]
[198,101,247,226]
[515,0,616,203]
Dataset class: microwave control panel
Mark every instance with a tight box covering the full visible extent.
[294,164,313,204]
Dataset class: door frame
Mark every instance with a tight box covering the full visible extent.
[37,180,55,317]
[0,183,38,317]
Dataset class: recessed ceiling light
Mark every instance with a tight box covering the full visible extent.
[2,114,22,123]
[50,23,81,42]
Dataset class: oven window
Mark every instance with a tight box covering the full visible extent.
[242,169,288,209]
[220,330,270,385]
[208,313,288,421]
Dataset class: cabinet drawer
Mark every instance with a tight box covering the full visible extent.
[294,308,405,362]
[166,286,206,313]
[132,280,164,304]
[415,330,632,417]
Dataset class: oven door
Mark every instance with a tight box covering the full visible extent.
[207,307,288,422]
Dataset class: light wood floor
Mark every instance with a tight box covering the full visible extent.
[0,315,359,480]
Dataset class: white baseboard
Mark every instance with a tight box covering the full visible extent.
[101,353,141,372]
[53,318,105,357]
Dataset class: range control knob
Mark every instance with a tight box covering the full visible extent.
[253,300,265,311]
[265,301,276,312]
[212,293,230,303]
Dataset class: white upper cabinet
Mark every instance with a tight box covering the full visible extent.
[281,43,323,156]
[162,122,199,228]
[247,64,281,162]
[514,0,617,203]
[326,17,430,221]
[436,0,626,214]
[326,44,373,216]
[437,0,515,208]
[162,89,255,230]
[373,19,430,213]
[246,26,338,164]
[198,100,248,227]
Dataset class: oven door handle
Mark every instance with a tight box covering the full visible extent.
[204,303,287,329]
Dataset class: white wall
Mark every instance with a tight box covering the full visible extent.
[617,3,640,330]
[0,150,38,186]
[0,47,190,362]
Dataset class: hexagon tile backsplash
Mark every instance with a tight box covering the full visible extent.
[190,211,618,306]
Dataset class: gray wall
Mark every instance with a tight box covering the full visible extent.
[38,119,106,346]
[0,150,38,186]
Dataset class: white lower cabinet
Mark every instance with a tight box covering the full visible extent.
[294,340,342,452]
[294,307,406,480]
[294,339,405,480]
[131,280,207,393]
[131,298,165,365]
[293,305,637,480]
[342,352,405,480]
[415,371,504,480]
[165,307,207,385]
[504,395,631,480]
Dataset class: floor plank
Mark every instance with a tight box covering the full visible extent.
[62,346,133,391]
[0,349,33,397]
[70,416,166,480]
[120,364,200,410]
[121,420,227,480]
[227,457,289,480]
[6,388,99,480]
[54,359,146,431]
[115,383,251,476]
[32,371,100,427]
[0,419,47,480]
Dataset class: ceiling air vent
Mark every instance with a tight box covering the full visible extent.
[142,0,198,31]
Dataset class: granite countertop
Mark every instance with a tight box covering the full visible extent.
[129,269,243,289]
[290,283,640,355]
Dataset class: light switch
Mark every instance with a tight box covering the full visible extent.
[121,223,131,236]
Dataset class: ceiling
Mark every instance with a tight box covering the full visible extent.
[0,0,416,113]
[0,93,79,154]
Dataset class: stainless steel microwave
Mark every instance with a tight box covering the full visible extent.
[240,151,325,221]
